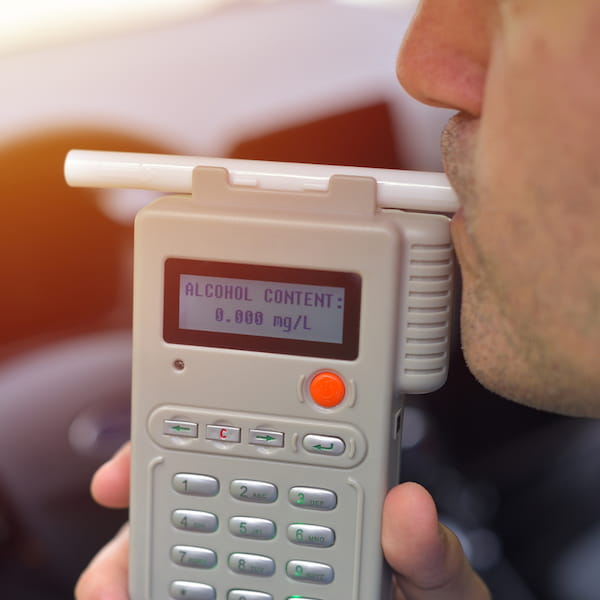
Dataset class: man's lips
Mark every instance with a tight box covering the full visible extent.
[441,112,479,198]
[442,113,481,275]
[450,204,480,278]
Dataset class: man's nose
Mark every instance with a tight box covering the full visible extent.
[396,0,494,117]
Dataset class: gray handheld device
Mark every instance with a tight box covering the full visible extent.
[65,151,456,600]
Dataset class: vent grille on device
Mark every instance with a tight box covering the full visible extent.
[403,242,453,379]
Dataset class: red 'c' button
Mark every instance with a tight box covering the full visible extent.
[309,372,346,408]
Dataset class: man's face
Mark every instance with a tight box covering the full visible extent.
[398,0,600,416]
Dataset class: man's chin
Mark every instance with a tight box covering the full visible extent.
[457,268,599,417]
[460,314,600,419]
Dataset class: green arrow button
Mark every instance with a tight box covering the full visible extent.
[314,443,335,451]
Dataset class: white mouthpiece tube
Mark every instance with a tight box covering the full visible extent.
[65,150,459,214]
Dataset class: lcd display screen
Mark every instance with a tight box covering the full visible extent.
[163,259,361,359]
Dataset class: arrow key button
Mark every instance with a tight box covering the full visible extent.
[249,429,284,448]
[303,434,345,456]
[163,419,198,438]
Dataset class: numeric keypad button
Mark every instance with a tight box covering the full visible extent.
[172,509,218,533]
[289,487,337,511]
[229,517,276,540]
[228,553,275,577]
[288,524,335,547]
[286,560,334,584]
[172,474,219,497]
[227,591,273,600]
[171,546,217,569]
[230,480,278,503]
[170,581,215,599]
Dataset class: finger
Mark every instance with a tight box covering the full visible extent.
[74,523,129,600]
[90,441,131,508]
[382,482,490,600]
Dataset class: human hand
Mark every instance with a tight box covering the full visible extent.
[382,482,491,599]
[74,442,131,600]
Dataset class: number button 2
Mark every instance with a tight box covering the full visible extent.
[230,480,278,503]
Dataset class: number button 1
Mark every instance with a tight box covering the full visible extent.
[172,474,219,497]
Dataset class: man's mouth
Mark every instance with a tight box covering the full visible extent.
[442,113,481,273]
[441,112,479,195]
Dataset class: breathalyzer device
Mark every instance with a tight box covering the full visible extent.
[65,150,458,600]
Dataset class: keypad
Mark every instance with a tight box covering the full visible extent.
[170,474,337,598]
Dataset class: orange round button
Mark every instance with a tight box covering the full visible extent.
[309,372,346,408]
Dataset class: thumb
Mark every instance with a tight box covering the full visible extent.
[382,482,491,600]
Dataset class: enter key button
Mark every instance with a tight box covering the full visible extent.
[303,434,345,456]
